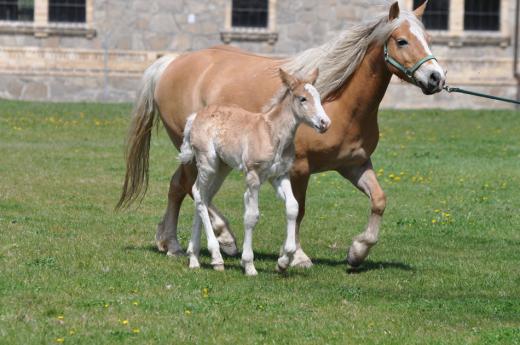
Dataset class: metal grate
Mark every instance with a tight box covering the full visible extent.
[232,0,268,28]
[414,0,449,30]
[464,0,500,31]
[0,0,34,21]
[49,0,85,23]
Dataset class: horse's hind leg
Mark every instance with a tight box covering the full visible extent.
[339,159,386,267]
[289,168,313,268]
[156,164,192,256]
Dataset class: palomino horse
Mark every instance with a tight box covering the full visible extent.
[117,1,446,268]
[179,69,330,275]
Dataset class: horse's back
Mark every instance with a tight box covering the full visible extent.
[155,46,282,147]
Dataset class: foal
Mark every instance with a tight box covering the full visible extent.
[179,69,331,276]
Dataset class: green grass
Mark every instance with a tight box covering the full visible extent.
[1,100,519,344]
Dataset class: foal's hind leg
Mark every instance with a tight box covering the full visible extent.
[241,171,261,276]
[339,159,386,267]
[156,163,238,256]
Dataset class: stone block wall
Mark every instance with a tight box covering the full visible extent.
[0,0,518,108]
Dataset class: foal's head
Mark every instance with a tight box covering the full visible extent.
[384,1,446,95]
[279,68,331,133]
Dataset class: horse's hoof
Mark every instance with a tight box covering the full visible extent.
[213,264,225,272]
[347,240,371,267]
[290,249,313,268]
[219,241,239,257]
[156,241,168,252]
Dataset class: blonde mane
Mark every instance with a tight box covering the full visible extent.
[282,4,423,99]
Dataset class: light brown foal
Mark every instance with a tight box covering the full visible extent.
[179,69,330,275]
[117,1,446,269]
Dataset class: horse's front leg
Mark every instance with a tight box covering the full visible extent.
[289,172,313,268]
[338,159,387,267]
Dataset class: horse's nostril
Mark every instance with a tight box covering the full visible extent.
[430,71,441,83]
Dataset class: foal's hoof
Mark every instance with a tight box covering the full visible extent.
[188,259,200,269]
[244,266,258,276]
[289,249,313,268]
[213,264,225,272]
[219,241,239,257]
[167,249,187,257]
[275,263,287,273]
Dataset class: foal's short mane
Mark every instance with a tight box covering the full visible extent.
[282,4,423,100]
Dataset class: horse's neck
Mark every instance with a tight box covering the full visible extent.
[335,44,392,116]
[264,97,298,149]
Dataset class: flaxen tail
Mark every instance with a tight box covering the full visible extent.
[116,55,175,210]
[178,113,197,164]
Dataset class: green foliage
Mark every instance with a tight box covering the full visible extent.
[1,100,519,344]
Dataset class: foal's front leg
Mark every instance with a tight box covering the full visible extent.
[241,172,261,276]
[271,174,298,272]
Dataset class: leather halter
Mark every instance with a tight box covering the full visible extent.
[383,41,437,85]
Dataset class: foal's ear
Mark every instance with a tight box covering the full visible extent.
[414,0,428,19]
[308,68,319,85]
[279,68,298,90]
[389,1,400,21]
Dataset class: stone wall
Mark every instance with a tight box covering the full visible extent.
[0,0,518,108]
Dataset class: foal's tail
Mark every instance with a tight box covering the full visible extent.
[178,113,197,164]
[116,55,175,210]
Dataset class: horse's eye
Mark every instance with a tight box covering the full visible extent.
[299,97,307,103]
[397,39,408,47]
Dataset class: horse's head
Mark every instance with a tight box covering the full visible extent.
[384,1,445,95]
[279,68,331,133]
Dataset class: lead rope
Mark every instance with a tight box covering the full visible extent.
[443,86,520,106]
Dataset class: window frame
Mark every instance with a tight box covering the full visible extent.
[405,0,509,47]
[0,0,95,38]
[221,0,278,45]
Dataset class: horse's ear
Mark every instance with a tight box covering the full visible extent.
[389,1,400,20]
[279,68,298,90]
[308,68,319,85]
[414,0,428,19]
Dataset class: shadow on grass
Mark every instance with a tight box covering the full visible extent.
[124,244,413,274]
[347,261,414,274]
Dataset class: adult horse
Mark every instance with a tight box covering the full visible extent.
[117,1,446,268]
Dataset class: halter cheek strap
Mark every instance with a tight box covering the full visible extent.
[383,41,437,84]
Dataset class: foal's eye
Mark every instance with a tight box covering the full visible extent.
[299,97,307,103]
[397,39,408,47]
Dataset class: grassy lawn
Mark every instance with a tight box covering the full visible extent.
[1,100,519,344]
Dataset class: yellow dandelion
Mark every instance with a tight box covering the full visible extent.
[121,320,129,325]
[69,330,75,336]
[132,301,139,306]
[185,310,192,315]
[393,176,401,182]
[434,209,440,213]
[104,303,109,308]
[57,315,64,320]
[132,328,140,334]
[431,219,437,224]
[202,288,209,298]
[55,338,65,343]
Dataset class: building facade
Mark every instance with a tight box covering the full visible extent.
[0,0,517,108]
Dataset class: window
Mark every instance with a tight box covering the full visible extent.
[49,0,85,23]
[414,0,449,30]
[231,0,268,28]
[0,0,34,21]
[464,0,500,31]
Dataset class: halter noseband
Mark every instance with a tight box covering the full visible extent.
[383,41,437,84]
